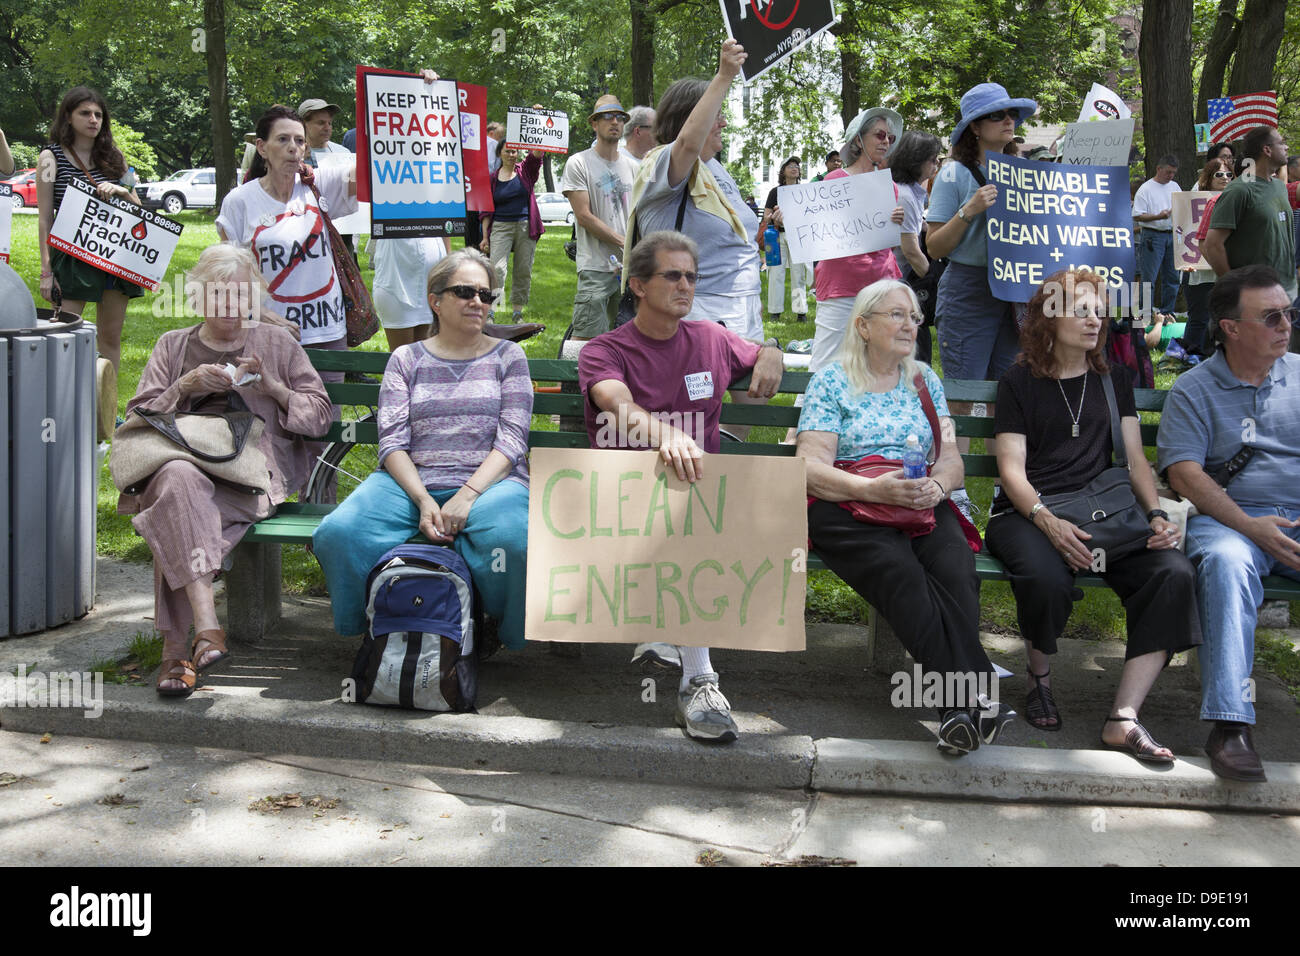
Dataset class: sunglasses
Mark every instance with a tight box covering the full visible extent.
[654,270,699,285]
[1237,307,1299,329]
[1213,171,1233,180]
[441,285,494,303]
[978,109,1019,123]
[870,130,897,143]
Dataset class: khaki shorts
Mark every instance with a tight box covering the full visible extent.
[571,269,622,338]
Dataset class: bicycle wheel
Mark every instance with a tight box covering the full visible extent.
[304,409,380,505]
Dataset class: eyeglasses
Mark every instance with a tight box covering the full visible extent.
[653,270,699,285]
[870,130,897,143]
[867,309,923,327]
[1236,307,1298,329]
[597,114,627,123]
[978,109,1018,123]
[441,285,494,303]
[1213,171,1233,180]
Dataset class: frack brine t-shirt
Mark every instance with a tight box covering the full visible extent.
[216,164,357,344]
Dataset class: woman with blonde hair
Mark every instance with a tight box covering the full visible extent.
[797,279,1007,754]
[120,243,331,696]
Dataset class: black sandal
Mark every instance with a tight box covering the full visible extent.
[1102,716,1174,765]
[1025,669,1061,731]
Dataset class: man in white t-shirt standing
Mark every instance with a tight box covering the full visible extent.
[1133,155,1183,315]
[560,95,639,343]
[297,99,350,167]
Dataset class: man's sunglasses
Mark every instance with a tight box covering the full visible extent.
[1236,307,1298,329]
[653,270,699,284]
[978,109,1019,123]
[441,285,494,303]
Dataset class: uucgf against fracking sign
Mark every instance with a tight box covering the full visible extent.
[47,178,183,290]
[505,107,569,154]
[718,0,837,83]
[355,65,467,238]
[984,153,1135,303]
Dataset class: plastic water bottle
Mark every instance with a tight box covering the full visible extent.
[764,225,781,266]
[903,434,927,480]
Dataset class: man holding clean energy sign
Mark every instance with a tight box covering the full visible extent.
[983,153,1135,303]
[354,66,466,238]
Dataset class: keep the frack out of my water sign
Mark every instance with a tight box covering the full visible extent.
[525,448,807,651]
[47,178,183,289]
[505,107,569,154]
[355,65,466,238]
[984,154,1135,303]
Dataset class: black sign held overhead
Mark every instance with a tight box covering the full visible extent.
[718,0,837,83]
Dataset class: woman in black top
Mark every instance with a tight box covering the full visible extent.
[985,269,1201,764]
[757,155,809,321]
[36,87,143,372]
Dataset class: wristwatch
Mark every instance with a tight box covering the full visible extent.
[1146,509,1169,522]
[1029,502,1045,522]
[956,206,973,224]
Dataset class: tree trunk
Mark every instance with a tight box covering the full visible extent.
[832,3,860,130]
[630,0,655,107]
[204,0,236,207]
[1228,0,1288,94]
[1139,0,1196,187]
[1196,0,1240,123]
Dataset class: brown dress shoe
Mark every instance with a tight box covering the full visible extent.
[1205,722,1267,782]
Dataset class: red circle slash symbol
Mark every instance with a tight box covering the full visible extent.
[750,0,800,30]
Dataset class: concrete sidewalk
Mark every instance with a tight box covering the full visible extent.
[1,557,1298,811]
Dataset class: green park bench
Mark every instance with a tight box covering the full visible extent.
[222,348,1300,651]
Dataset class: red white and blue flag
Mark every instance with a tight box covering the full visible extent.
[1207,91,1279,143]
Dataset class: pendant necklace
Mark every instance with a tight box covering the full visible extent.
[1058,373,1087,438]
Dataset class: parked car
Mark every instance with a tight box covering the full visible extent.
[140,168,218,214]
[3,169,37,209]
[536,191,574,225]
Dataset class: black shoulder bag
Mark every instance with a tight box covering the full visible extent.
[1037,373,1151,565]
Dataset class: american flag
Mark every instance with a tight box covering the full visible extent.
[1207,91,1279,143]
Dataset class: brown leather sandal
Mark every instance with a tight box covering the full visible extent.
[192,628,230,672]
[157,659,197,697]
[1101,716,1174,765]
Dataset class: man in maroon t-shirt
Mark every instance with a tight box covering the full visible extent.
[578,230,783,742]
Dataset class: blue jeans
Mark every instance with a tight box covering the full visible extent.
[935,261,1021,380]
[312,471,530,646]
[1136,230,1179,315]
[1184,506,1300,723]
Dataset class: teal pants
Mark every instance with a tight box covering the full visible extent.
[313,470,529,646]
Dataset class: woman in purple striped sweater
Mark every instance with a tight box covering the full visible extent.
[313,249,533,647]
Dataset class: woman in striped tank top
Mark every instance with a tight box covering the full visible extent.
[36,86,143,372]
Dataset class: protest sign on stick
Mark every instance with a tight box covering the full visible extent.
[984,154,1135,303]
[0,183,11,263]
[458,83,493,214]
[1076,82,1131,122]
[47,178,183,290]
[1172,191,1217,272]
[505,107,569,154]
[355,65,466,238]
[718,0,837,83]
[778,169,901,264]
[526,448,808,651]
[1057,118,1133,168]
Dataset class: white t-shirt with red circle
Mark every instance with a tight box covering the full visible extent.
[216,165,358,344]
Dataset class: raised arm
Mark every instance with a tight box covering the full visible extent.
[668,39,746,188]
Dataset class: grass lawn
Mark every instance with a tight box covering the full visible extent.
[8,211,1298,663]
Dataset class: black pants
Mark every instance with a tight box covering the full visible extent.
[464,212,484,251]
[1182,281,1213,356]
[809,501,992,704]
[984,510,1202,659]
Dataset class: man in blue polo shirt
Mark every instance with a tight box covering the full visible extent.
[1158,265,1300,782]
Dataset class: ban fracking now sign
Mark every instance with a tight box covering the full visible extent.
[525,448,807,651]
[718,0,837,82]
[505,107,569,154]
[47,178,183,290]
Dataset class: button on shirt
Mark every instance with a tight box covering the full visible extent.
[1157,351,1300,510]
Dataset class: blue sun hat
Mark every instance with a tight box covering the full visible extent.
[950,83,1038,148]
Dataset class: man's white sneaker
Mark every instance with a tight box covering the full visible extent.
[675,673,739,743]
[631,642,681,671]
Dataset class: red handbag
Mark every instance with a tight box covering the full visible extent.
[809,372,982,551]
